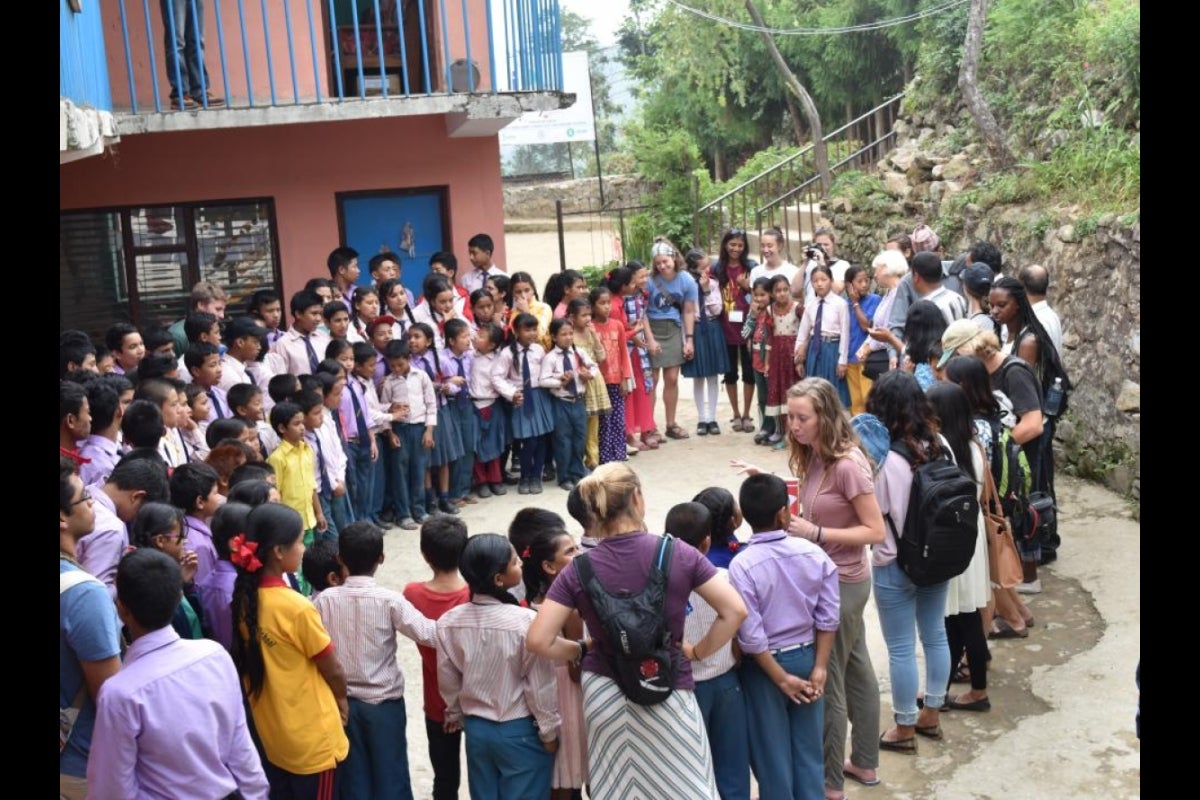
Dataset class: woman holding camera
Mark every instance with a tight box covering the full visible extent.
[645,238,699,440]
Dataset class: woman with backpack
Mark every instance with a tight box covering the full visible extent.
[864,371,954,754]
[526,462,747,800]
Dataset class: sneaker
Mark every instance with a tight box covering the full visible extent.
[438,498,460,515]
[707,421,721,435]
[1015,579,1043,594]
[530,480,544,495]
[399,517,419,530]
[413,513,431,524]
[542,466,556,482]
[489,483,508,496]
[559,481,576,492]
[476,484,493,499]
[518,480,531,495]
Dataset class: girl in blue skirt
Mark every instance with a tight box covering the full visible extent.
[440,318,480,508]
[470,322,511,498]
[795,265,851,408]
[682,248,731,435]
[490,313,554,495]
[408,322,465,515]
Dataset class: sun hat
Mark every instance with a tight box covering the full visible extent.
[937,318,984,368]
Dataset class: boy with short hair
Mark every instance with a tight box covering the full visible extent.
[327,246,361,310]
[463,233,504,295]
[728,474,840,800]
[136,379,189,468]
[346,342,392,524]
[177,311,224,383]
[266,401,328,578]
[668,501,751,800]
[143,325,178,357]
[87,548,270,800]
[302,537,343,602]
[60,330,98,378]
[219,316,267,391]
[169,281,229,356]
[60,380,92,468]
[314,522,437,800]
[229,382,271,457]
[121,400,166,455]
[402,517,471,800]
[323,301,352,341]
[314,374,355,535]
[298,390,350,540]
[79,381,126,487]
[380,338,437,529]
[170,461,224,585]
[271,290,332,376]
[185,342,228,424]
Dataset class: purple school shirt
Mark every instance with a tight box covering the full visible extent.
[185,515,219,587]
[197,560,238,652]
[727,529,840,655]
[86,627,269,800]
[78,435,121,488]
[546,532,717,689]
[75,489,127,600]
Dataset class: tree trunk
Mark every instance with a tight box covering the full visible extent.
[714,144,725,183]
[783,91,806,146]
[744,0,830,195]
[958,0,1015,167]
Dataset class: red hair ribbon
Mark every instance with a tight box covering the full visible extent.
[521,545,532,559]
[229,533,263,574]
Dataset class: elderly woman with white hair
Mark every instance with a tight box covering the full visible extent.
[644,238,700,440]
[855,249,910,384]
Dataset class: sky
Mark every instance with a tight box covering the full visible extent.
[560,0,632,46]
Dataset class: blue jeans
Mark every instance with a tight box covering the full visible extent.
[740,645,823,800]
[318,490,353,540]
[551,397,588,484]
[159,0,209,99]
[872,561,951,725]
[694,669,751,800]
[462,715,553,800]
[391,423,430,519]
[342,696,414,800]
[345,439,375,522]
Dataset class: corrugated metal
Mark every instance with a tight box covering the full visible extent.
[60,0,114,111]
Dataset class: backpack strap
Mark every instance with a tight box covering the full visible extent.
[60,569,102,595]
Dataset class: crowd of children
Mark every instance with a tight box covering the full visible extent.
[60,223,1073,799]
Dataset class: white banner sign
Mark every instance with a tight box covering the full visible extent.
[499,50,595,146]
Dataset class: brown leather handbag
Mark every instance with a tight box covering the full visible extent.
[983,456,1023,589]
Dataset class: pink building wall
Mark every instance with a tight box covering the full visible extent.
[59,115,508,295]
[102,0,494,108]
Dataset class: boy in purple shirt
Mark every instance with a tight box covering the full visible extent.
[88,548,269,800]
[170,462,224,585]
[78,378,126,488]
[185,341,229,424]
[728,473,840,800]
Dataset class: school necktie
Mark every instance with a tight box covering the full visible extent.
[332,409,346,444]
[454,356,470,409]
[302,334,320,373]
[349,380,371,441]
[521,348,534,417]
[311,433,331,494]
[207,389,226,419]
[562,349,578,397]
[813,299,825,340]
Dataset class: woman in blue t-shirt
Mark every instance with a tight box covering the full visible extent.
[644,239,699,440]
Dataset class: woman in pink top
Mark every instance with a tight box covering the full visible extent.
[733,376,886,800]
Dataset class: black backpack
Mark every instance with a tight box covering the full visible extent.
[574,535,678,706]
[885,442,980,587]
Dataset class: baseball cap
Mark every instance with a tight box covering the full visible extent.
[937,318,984,368]
[961,263,994,296]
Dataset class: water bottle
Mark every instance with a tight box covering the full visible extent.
[1043,377,1064,417]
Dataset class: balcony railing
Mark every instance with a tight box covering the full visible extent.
[106,0,563,114]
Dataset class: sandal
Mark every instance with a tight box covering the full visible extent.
[639,432,660,450]
[878,733,917,754]
[665,423,690,440]
[988,619,1029,639]
[730,417,745,432]
[741,415,755,432]
[915,723,943,740]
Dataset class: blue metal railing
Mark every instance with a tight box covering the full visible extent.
[111,0,563,114]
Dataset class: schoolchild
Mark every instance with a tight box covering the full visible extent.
[345,342,390,524]
[435,534,560,800]
[470,288,496,328]
[379,338,437,529]
[143,325,179,357]
[228,382,269,457]
[266,402,328,578]
[175,311,223,383]
[169,461,224,585]
[427,252,475,323]
[545,269,587,319]
[136,352,182,383]
[413,274,471,350]
[185,342,228,425]
[347,286,382,344]
[763,274,803,450]
[323,301,353,342]
[248,288,285,346]
[79,379,124,487]
[682,248,732,435]
[486,273,511,327]
[196,501,252,653]
[464,233,504,296]
[120,399,167,456]
[327,245,361,310]
[136,378,189,468]
[271,290,332,376]
[368,251,406,295]
[403,517,471,800]
[366,315,396,388]
[298,389,350,540]
[728,474,840,800]
[314,522,438,800]
[668,501,751,800]
[129,501,206,640]
[566,297,610,470]
[438,318,479,506]
[380,277,419,341]
[409,322,464,515]
[105,322,145,376]
[314,373,354,535]
[301,538,344,602]
[467,323,510,498]
[742,277,775,444]
[692,486,745,569]
[231,503,350,796]
[539,318,597,492]
[584,287,632,466]
[794,264,851,408]
[492,312,555,495]
[60,329,97,379]
[219,317,267,392]
[93,345,116,375]
[507,272,553,349]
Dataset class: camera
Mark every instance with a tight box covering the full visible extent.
[803,244,824,262]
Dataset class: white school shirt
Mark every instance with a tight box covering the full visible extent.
[460,265,503,296]
[411,301,474,351]
[379,370,438,427]
[469,350,501,409]
[491,344,547,402]
[310,412,347,488]
[538,345,598,400]
[270,329,332,376]
[795,293,851,366]
[217,355,254,392]
[349,374,392,434]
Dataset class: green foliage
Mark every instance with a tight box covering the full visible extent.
[627,123,708,247]
[829,170,895,215]
[579,263,617,289]
[620,212,659,265]
[1030,126,1140,212]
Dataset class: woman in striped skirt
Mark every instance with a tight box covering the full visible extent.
[526,463,748,800]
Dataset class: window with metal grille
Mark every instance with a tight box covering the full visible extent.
[60,199,282,341]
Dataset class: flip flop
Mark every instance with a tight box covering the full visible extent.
[988,619,1029,639]
[878,734,917,754]
[842,769,880,787]
[915,724,943,740]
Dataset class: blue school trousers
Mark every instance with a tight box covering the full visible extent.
[317,490,352,541]
[372,431,392,519]
[342,696,414,800]
[391,422,430,520]
[462,715,553,800]
[740,643,824,800]
[551,395,588,484]
[694,668,751,800]
[345,438,375,522]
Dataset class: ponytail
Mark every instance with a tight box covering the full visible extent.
[459,533,519,606]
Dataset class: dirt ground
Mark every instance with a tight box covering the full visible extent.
[372,387,1140,799]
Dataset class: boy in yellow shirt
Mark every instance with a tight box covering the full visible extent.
[267,400,327,594]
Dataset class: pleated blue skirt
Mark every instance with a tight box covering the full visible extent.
[510,386,554,440]
[428,401,466,466]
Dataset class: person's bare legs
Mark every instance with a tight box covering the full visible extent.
[742,381,755,426]
[650,367,661,430]
[725,382,741,420]
[663,366,680,429]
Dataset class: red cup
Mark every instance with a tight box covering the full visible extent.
[785,478,801,517]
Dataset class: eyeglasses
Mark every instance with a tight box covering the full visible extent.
[728,228,746,236]
[71,490,93,507]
